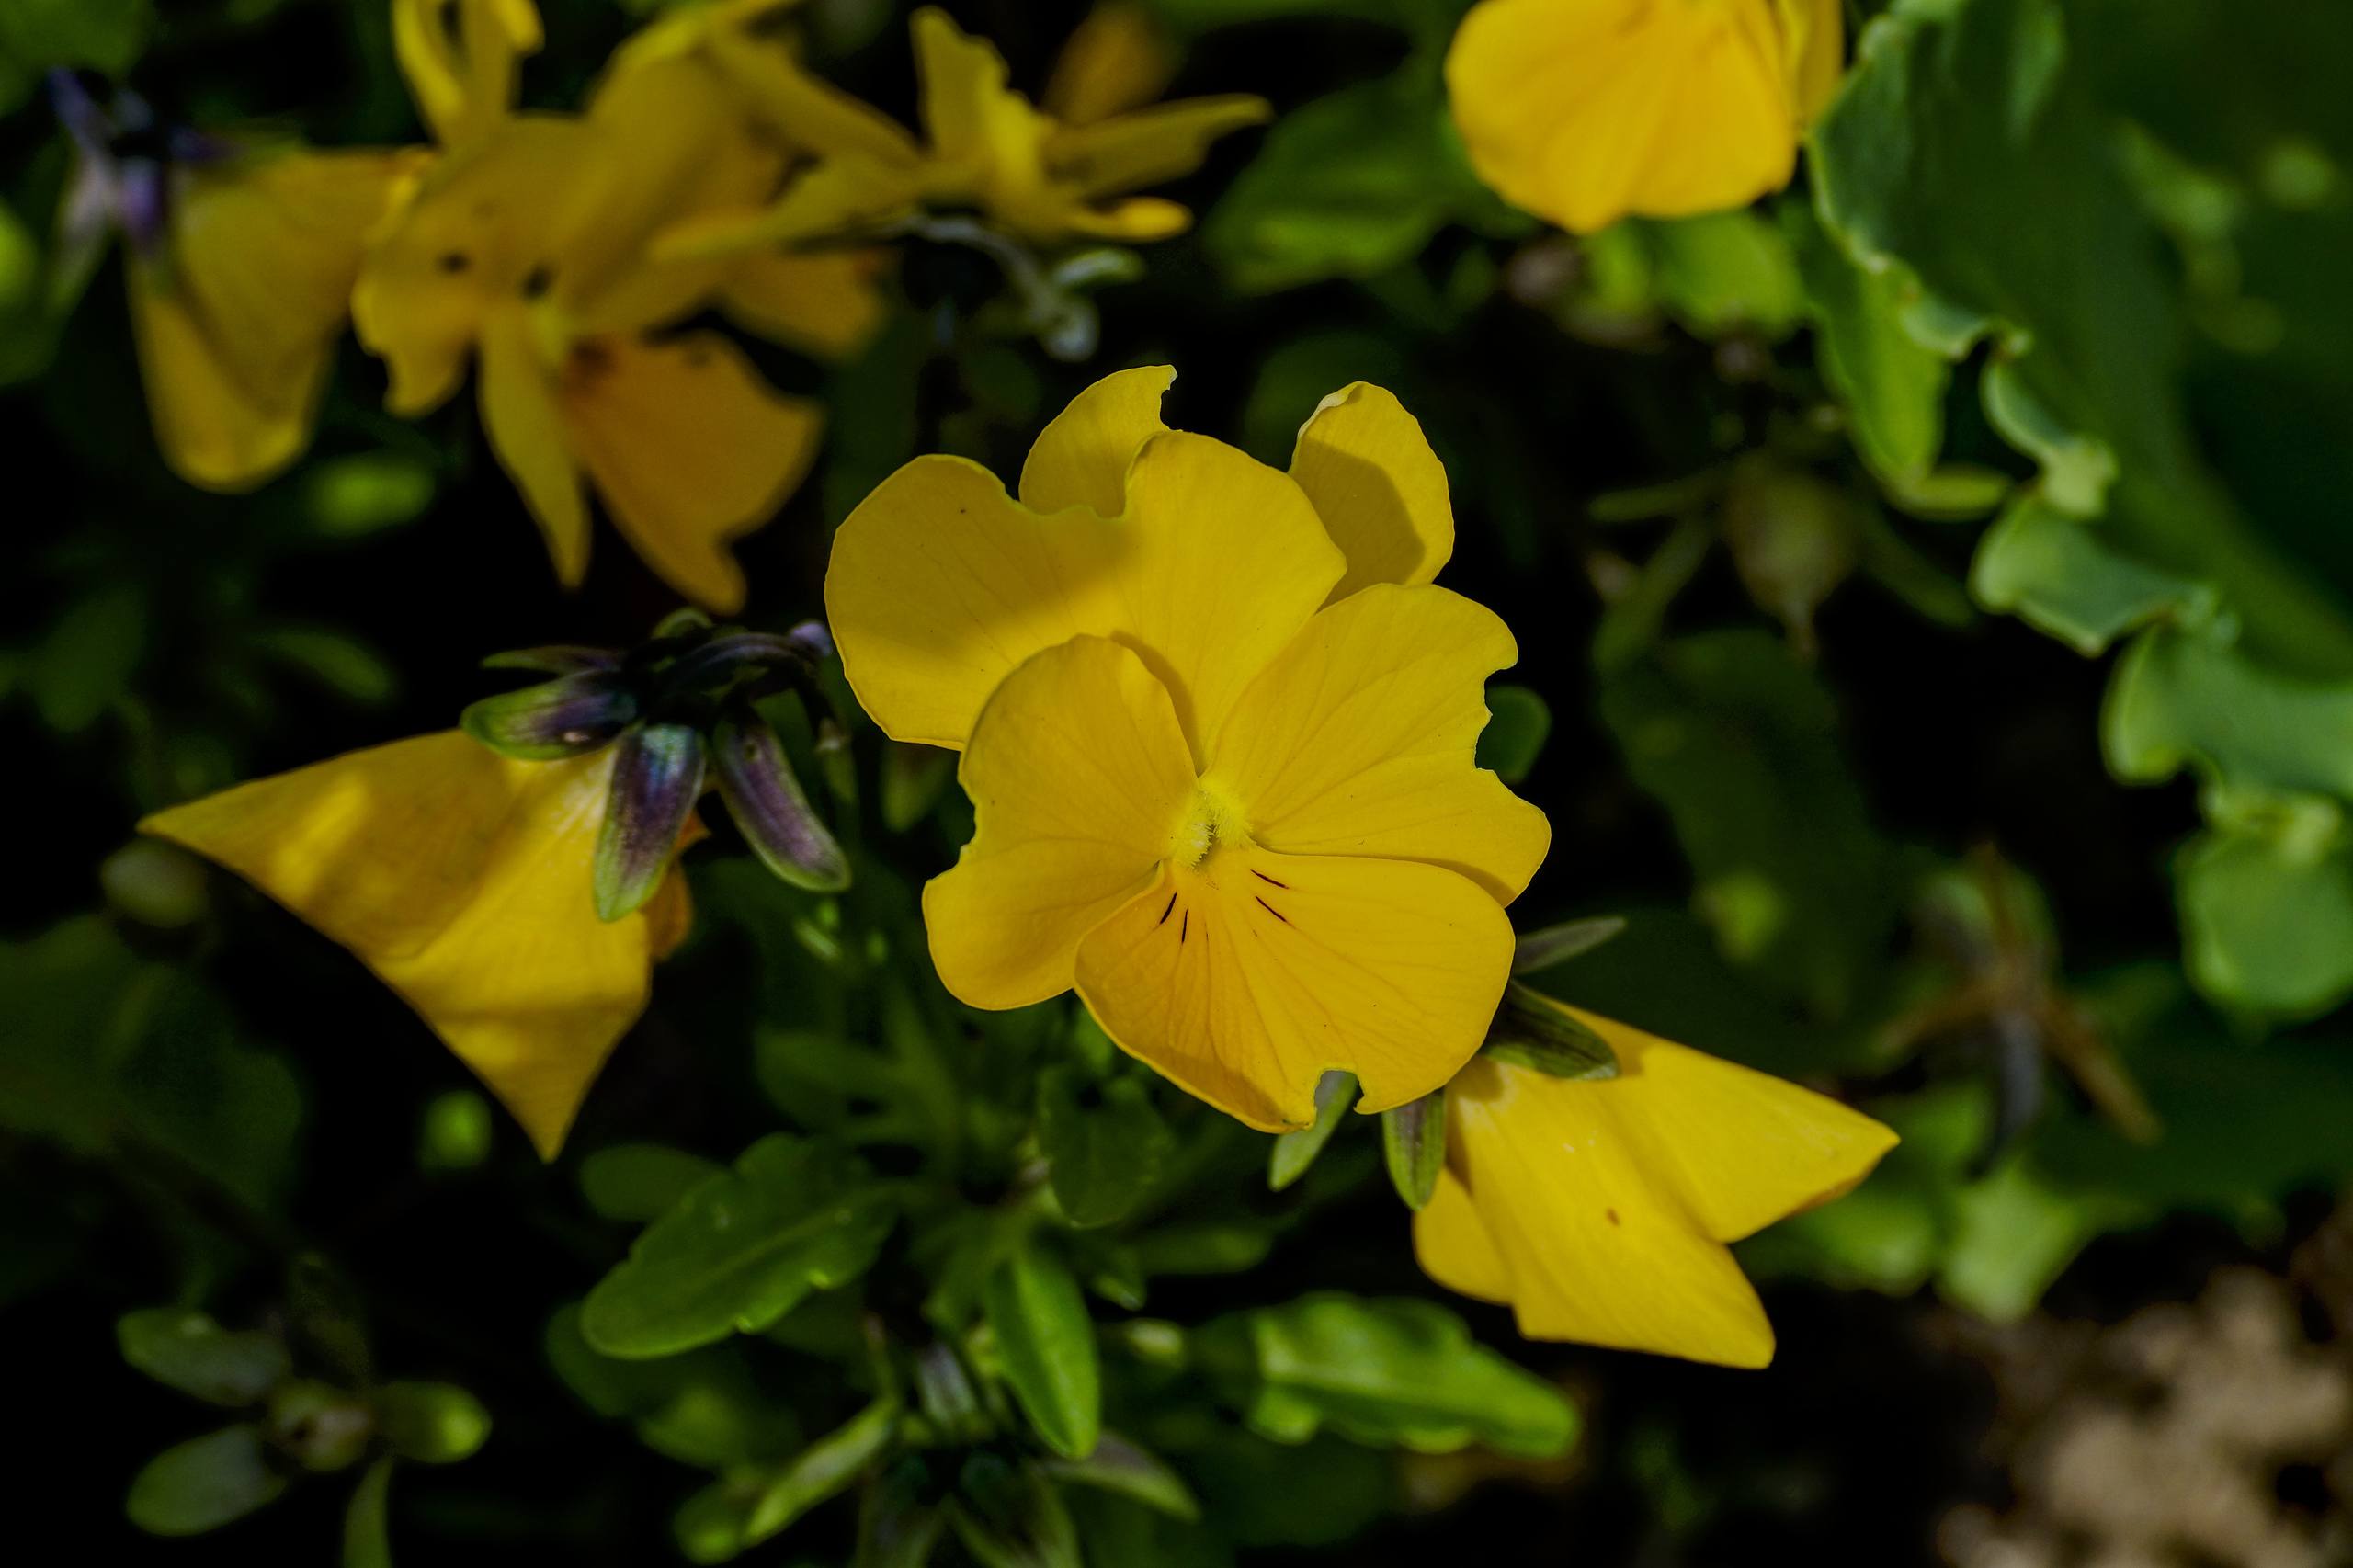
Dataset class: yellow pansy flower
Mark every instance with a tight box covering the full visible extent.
[140,733,698,1158]
[51,80,419,492]
[1415,1002,1897,1366]
[1446,0,1845,234]
[827,368,1547,1129]
[667,6,1269,254]
[354,54,856,611]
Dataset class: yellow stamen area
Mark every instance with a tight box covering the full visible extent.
[1170,782,1249,870]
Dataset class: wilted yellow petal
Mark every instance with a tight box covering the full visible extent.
[1415,1010,1896,1365]
[1207,585,1549,904]
[1046,96,1270,199]
[925,637,1195,1009]
[563,331,821,612]
[1288,382,1454,598]
[1447,0,1802,233]
[721,249,890,360]
[1016,363,1172,517]
[478,304,591,587]
[133,148,417,489]
[141,733,677,1158]
[829,429,1341,754]
[1076,842,1513,1130]
[1043,1,1177,126]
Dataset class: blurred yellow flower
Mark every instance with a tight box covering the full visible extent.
[828,368,1547,1129]
[392,0,543,148]
[1446,0,1844,233]
[141,733,698,1159]
[666,6,1268,254]
[51,80,419,493]
[356,49,875,610]
[1415,1002,1896,1366]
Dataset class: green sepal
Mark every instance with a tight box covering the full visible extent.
[1267,1071,1355,1192]
[1482,982,1620,1081]
[1379,1088,1445,1211]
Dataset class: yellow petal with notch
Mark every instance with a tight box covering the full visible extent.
[830,428,1341,755]
[925,636,1195,1010]
[1288,382,1454,598]
[1016,363,1172,517]
[140,732,684,1159]
[1206,584,1549,904]
[1076,842,1513,1131]
[563,330,821,613]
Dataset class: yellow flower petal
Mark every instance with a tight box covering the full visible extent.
[829,429,1342,755]
[132,149,416,490]
[925,636,1195,1009]
[1076,844,1514,1130]
[1287,382,1454,598]
[1415,1167,1513,1304]
[394,0,543,147]
[563,52,788,335]
[1447,0,1801,234]
[1046,96,1270,199]
[354,116,601,415]
[1561,1006,1900,1241]
[562,331,822,613]
[912,6,1029,170]
[721,249,891,361]
[1415,1010,1897,1365]
[140,733,679,1159]
[1042,1,1177,126]
[1206,584,1549,904]
[1777,0,1845,123]
[1016,363,1172,517]
[657,156,928,260]
[1051,193,1193,242]
[478,304,590,587]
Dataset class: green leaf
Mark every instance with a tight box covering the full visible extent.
[251,627,400,707]
[578,1143,725,1224]
[983,1246,1102,1460]
[1641,210,1805,340]
[1041,1432,1199,1521]
[127,1425,289,1536]
[1474,685,1550,784]
[674,1399,897,1563]
[30,585,146,733]
[0,0,152,114]
[1971,495,2217,654]
[581,1135,894,1358]
[1205,66,1520,294]
[343,1459,395,1568]
[304,453,436,539]
[1037,1067,1173,1229]
[1267,1071,1355,1192]
[374,1382,491,1464]
[1785,199,1951,486]
[949,1452,1082,1568]
[545,1305,798,1471]
[1199,1294,1577,1459]
[118,1309,290,1407]
[1598,631,1898,1019]
[1511,916,1628,973]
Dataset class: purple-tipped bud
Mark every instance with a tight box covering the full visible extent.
[594,724,707,921]
[710,706,849,893]
[460,672,638,761]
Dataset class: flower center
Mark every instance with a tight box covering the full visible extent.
[1171,783,1249,870]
